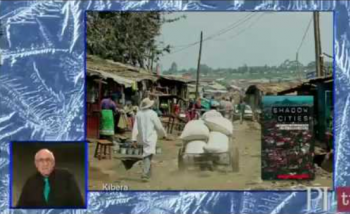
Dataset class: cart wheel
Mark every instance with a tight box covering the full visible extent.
[231,147,239,172]
[178,148,186,171]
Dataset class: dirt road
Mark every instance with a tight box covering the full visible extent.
[89,120,332,190]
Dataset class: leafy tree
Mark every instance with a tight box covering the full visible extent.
[199,64,212,75]
[170,62,178,73]
[87,12,184,69]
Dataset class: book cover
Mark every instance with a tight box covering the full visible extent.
[261,96,315,180]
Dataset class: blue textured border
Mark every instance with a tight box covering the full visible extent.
[0,1,348,214]
[333,9,336,189]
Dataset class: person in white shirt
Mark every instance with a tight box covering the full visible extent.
[202,102,223,120]
[132,98,167,181]
[223,97,234,119]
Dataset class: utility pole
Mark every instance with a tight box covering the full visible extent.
[313,11,323,77]
[150,51,155,72]
[296,52,302,82]
[195,31,203,100]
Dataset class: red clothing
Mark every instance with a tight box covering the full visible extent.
[173,104,180,115]
[185,109,195,121]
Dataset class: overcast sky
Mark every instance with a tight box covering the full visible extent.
[158,12,333,71]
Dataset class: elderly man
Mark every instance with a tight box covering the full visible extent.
[132,98,167,181]
[17,149,84,208]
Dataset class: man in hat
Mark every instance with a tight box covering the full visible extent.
[202,101,222,120]
[132,98,167,181]
[17,149,84,208]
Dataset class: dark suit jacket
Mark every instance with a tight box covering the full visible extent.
[17,168,85,208]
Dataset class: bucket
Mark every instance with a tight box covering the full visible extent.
[127,148,134,155]
[120,148,127,155]
[113,144,120,154]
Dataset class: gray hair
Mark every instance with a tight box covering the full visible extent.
[35,149,55,162]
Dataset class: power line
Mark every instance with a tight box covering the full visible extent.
[297,15,313,53]
[211,13,265,42]
[168,12,273,52]
[165,13,259,55]
[202,13,258,41]
[177,13,254,47]
[227,13,265,39]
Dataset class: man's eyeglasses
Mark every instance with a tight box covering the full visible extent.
[35,158,53,164]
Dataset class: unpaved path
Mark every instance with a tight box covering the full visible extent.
[89,120,332,190]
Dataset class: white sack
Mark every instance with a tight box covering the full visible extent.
[180,120,210,141]
[204,117,233,136]
[204,131,229,153]
[185,140,207,154]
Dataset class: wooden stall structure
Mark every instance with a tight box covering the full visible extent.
[86,55,158,138]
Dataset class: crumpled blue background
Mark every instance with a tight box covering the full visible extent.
[0,1,348,214]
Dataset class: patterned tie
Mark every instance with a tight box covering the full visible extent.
[43,177,50,203]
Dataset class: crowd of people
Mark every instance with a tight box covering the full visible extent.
[99,92,249,141]
[185,96,247,124]
[97,93,248,182]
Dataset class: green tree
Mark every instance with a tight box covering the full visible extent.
[87,12,184,69]
[199,64,212,75]
[170,62,178,73]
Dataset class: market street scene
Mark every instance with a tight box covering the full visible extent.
[86,12,333,190]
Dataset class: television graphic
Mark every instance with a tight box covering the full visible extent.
[0,0,345,213]
[262,96,314,180]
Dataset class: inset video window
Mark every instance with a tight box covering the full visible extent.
[86,11,333,190]
[11,141,87,209]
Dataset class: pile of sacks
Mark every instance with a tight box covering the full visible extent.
[180,116,233,154]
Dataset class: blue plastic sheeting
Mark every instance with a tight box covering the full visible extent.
[0,1,348,213]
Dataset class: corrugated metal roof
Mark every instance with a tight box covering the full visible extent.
[116,70,158,82]
[308,75,333,83]
[246,82,300,95]
[229,85,242,90]
[87,68,134,87]
[277,75,333,94]
[160,75,195,83]
[87,55,158,86]
[188,84,202,93]
[206,82,227,91]
[277,83,313,95]
[87,55,150,74]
